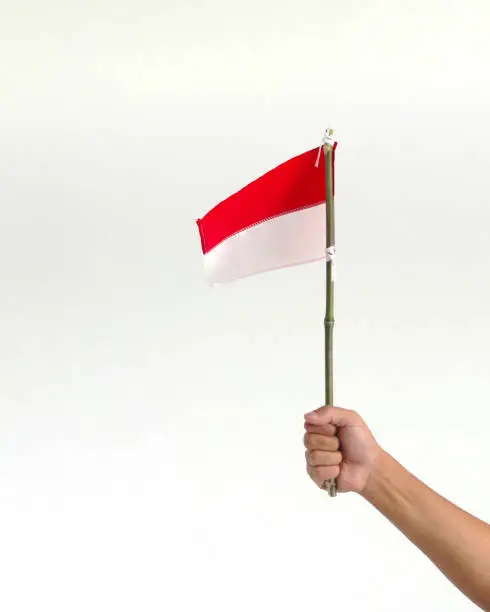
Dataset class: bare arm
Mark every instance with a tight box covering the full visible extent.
[364,450,490,610]
[304,407,490,611]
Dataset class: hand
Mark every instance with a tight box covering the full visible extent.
[304,406,382,494]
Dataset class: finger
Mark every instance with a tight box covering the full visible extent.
[307,463,324,488]
[307,465,340,488]
[304,406,359,428]
[306,463,317,485]
[304,423,337,437]
[304,433,340,452]
[308,450,342,467]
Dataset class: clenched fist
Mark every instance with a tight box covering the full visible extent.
[304,406,381,494]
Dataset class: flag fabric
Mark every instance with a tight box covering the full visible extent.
[196,144,337,284]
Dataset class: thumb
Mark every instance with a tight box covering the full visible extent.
[304,406,357,428]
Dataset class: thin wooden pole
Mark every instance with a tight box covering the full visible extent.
[324,131,337,497]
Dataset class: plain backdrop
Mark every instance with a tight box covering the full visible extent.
[1,1,490,610]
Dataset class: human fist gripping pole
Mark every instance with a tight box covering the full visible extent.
[304,405,382,495]
[303,406,490,611]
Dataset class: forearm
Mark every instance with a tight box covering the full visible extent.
[362,451,490,610]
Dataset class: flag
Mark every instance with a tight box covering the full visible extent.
[196,144,337,284]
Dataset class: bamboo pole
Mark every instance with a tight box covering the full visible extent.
[324,130,337,497]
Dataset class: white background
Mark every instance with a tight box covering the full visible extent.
[1,1,490,610]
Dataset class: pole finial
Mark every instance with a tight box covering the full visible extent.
[315,128,336,167]
[323,127,335,147]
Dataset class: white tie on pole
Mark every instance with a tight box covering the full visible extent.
[326,245,336,282]
[315,128,335,168]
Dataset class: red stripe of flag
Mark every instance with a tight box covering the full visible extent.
[197,145,336,255]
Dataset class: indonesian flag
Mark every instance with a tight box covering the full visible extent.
[197,143,336,284]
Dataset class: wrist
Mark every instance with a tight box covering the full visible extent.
[359,447,392,501]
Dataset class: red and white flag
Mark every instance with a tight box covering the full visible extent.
[196,143,336,284]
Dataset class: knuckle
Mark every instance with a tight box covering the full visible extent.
[309,450,342,466]
[322,436,339,451]
[306,423,336,437]
[308,433,339,451]
[309,450,319,465]
[324,451,341,465]
[307,434,320,449]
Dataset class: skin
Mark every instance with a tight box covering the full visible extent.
[304,406,490,611]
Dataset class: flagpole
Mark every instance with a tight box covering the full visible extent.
[324,130,337,497]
